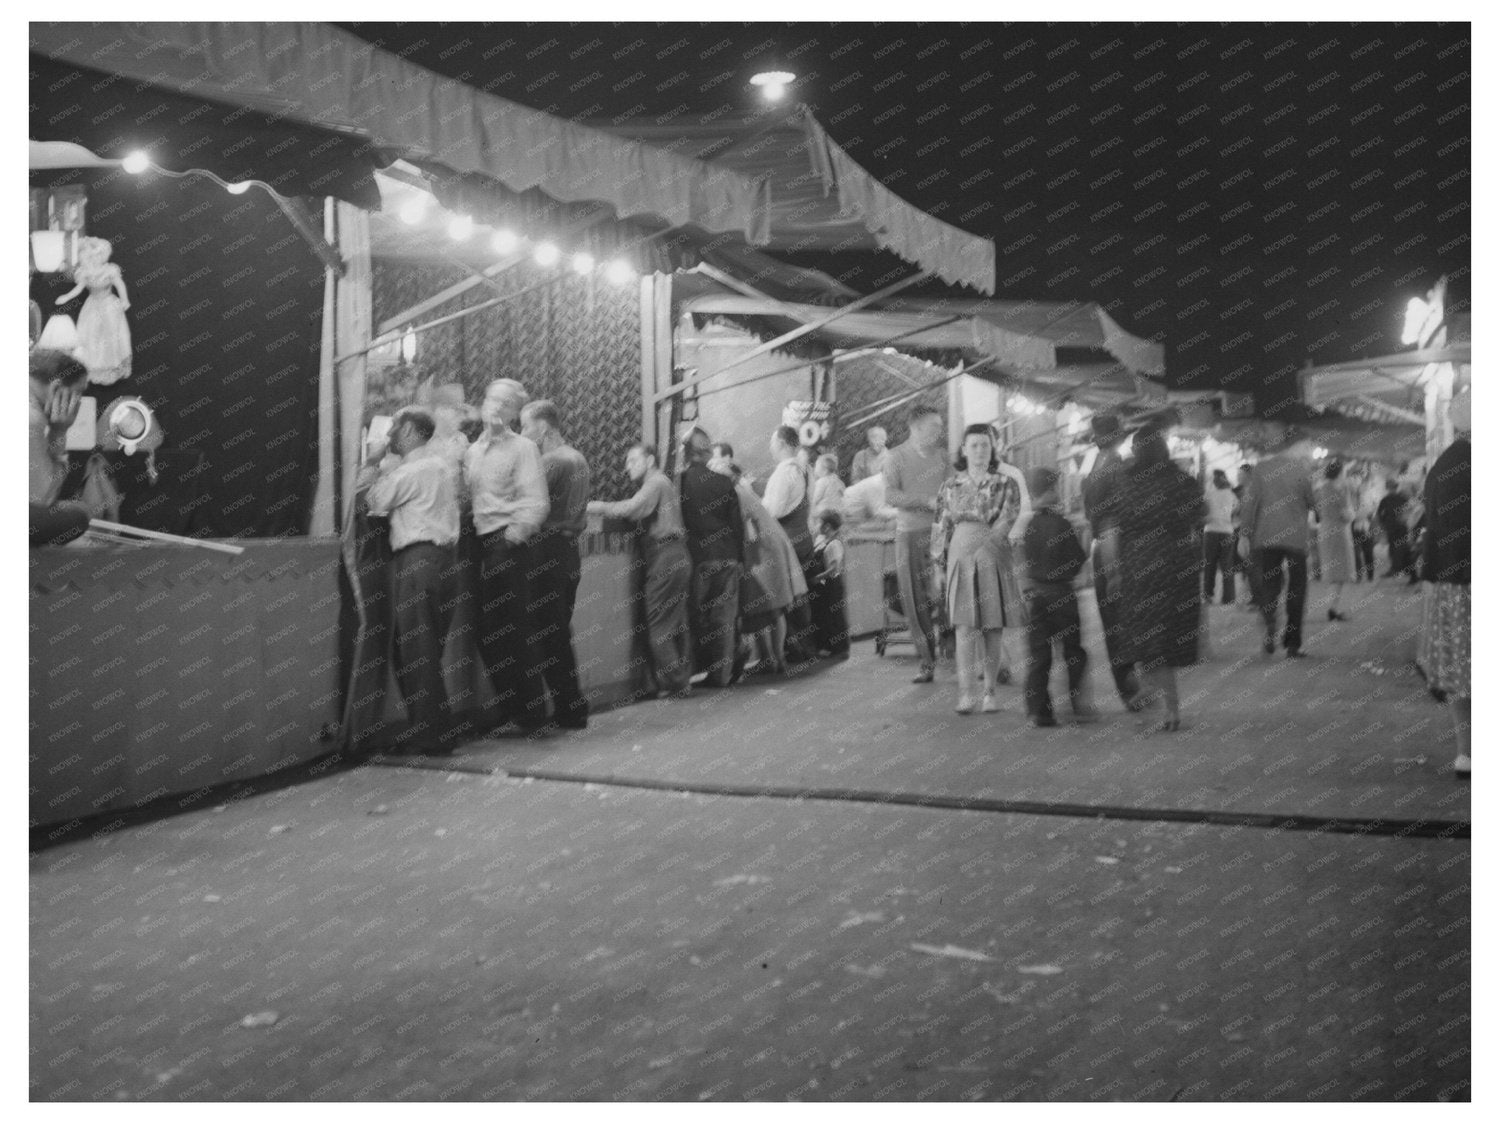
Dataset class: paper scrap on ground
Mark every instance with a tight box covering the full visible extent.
[909,942,994,962]
[1015,963,1064,975]
[837,911,886,930]
[714,874,771,886]
[239,1011,279,1028]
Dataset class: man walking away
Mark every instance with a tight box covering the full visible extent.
[1238,430,1318,658]
[520,399,590,729]
[359,407,460,754]
[1202,469,1237,605]
[883,405,948,683]
[678,428,745,687]
[1080,412,1143,709]
[588,444,694,697]
[1377,480,1414,580]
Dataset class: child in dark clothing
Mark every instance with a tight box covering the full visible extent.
[1021,466,1097,726]
[810,509,850,659]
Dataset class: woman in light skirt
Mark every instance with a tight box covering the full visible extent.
[931,424,1025,714]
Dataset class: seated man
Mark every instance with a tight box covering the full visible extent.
[29,349,89,546]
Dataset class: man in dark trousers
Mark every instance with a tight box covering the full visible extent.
[1080,412,1143,710]
[520,399,591,729]
[677,427,745,687]
[358,407,460,753]
[1238,431,1318,658]
[588,443,694,697]
[1377,479,1414,580]
[463,378,551,731]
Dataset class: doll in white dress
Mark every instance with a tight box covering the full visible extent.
[56,236,131,385]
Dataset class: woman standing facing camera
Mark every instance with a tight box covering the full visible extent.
[931,424,1026,714]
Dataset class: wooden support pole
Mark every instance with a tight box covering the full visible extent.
[271,194,345,276]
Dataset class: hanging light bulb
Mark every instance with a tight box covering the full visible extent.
[448,215,474,241]
[225,181,251,195]
[749,71,796,103]
[121,150,150,174]
[604,259,635,285]
[533,242,560,267]
[400,326,417,364]
[491,229,520,254]
[571,251,595,275]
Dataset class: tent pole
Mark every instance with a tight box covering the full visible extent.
[664,314,964,404]
[682,270,936,387]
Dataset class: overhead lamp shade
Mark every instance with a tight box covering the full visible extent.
[31,231,67,273]
[37,313,78,351]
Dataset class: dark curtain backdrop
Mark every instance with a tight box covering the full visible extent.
[30,166,326,537]
[371,258,642,500]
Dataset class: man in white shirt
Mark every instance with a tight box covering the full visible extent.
[850,426,889,482]
[464,378,551,731]
[1202,468,1238,605]
[359,407,460,753]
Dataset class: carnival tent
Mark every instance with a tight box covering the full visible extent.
[594,108,997,295]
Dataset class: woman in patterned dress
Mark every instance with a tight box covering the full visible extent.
[1423,383,1471,777]
[931,424,1025,714]
[1114,419,1207,732]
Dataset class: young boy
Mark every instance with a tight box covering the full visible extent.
[810,509,850,660]
[1020,466,1096,727]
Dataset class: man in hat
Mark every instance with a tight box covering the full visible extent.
[678,427,745,687]
[1080,411,1143,709]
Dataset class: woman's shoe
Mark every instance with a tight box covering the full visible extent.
[1156,715,1182,733]
[981,693,999,713]
[1328,609,1349,622]
[1454,754,1471,777]
[955,695,976,714]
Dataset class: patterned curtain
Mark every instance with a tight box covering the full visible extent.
[371,258,642,499]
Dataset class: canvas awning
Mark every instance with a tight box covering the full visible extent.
[680,290,1165,378]
[1300,344,1472,427]
[595,108,996,295]
[29,22,770,243]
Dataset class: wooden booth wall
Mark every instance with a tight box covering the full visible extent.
[371,260,642,500]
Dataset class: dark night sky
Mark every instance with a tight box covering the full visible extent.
[341,22,1471,411]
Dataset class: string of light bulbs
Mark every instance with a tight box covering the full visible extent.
[119,149,642,287]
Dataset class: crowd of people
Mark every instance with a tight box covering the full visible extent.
[846,401,1470,771]
[38,349,1463,776]
[354,383,854,753]
[355,380,1468,773]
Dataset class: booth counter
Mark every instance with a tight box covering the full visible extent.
[30,539,343,828]
[32,519,898,827]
